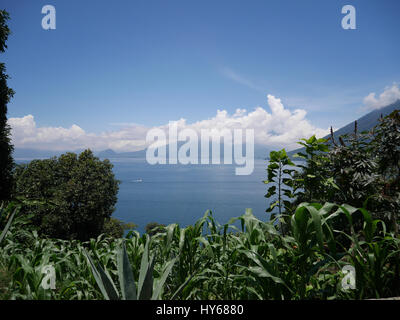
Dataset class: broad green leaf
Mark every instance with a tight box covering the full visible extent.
[117,241,137,300]
[152,258,176,300]
[83,249,119,300]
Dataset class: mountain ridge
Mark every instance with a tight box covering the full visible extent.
[288,100,400,157]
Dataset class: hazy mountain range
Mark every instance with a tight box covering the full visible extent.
[327,100,399,139]
[14,143,271,161]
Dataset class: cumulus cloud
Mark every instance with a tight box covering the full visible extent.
[8,115,148,152]
[362,84,400,111]
[9,95,329,152]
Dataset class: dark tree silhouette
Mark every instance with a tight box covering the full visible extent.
[0,10,15,202]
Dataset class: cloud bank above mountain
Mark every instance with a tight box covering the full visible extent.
[363,84,400,111]
[9,95,329,152]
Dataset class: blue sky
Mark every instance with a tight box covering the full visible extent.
[2,0,400,150]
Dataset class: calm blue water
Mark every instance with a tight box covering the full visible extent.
[111,158,270,234]
[16,158,271,234]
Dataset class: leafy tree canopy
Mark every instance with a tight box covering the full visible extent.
[14,150,120,241]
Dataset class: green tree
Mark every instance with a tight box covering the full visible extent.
[14,150,120,241]
[0,10,15,202]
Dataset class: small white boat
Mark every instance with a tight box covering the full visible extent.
[132,178,143,183]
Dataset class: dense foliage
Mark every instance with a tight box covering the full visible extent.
[13,150,120,241]
[265,111,400,237]
[1,202,399,300]
[0,10,15,202]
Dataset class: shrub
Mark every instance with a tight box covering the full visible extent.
[145,222,166,236]
[103,218,137,239]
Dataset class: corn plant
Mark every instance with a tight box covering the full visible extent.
[1,203,399,300]
[83,235,176,300]
[334,204,400,298]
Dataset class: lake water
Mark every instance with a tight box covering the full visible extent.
[16,158,272,234]
[111,158,270,234]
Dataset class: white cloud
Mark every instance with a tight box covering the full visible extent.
[8,115,148,152]
[174,95,329,149]
[9,95,329,152]
[362,84,400,111]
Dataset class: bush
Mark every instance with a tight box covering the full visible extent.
[102,217,137,239]
[145,222,166,236]
[13,150,119,241]
[102,218,124,239]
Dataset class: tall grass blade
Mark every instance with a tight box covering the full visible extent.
[0,207,19,245]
